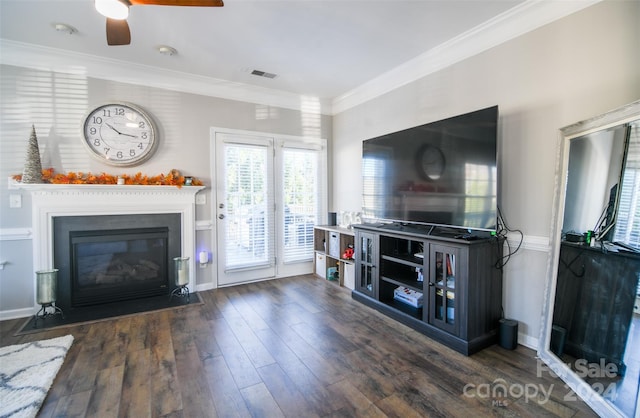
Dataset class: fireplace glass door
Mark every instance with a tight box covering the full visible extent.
[71,228,169,306]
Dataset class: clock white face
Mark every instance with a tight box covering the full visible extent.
[82,103,157,166]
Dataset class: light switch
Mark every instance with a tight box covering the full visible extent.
[196,194,206,205]
[9,194,22,208]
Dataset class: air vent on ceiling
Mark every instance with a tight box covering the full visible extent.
[251,69,277,79]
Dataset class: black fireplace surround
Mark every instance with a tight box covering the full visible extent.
[53,213,182,312]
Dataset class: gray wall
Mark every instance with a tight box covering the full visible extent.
[0,68,332,315]
[331,0,640,346]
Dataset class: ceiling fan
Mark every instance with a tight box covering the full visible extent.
[94,0,224,46]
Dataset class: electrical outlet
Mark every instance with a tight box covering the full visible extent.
[9,194,22,208]
[195,194,206,205]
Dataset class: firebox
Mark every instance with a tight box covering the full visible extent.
[71,228,169,306]
[53,213,182,311]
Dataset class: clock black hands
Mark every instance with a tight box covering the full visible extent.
[106,122,122,135]
[106,122,137,138]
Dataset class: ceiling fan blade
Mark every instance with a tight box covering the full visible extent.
[129,0,223,6]
[106,18,131,46]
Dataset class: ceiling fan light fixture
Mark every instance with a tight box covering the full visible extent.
[95,0,129,20]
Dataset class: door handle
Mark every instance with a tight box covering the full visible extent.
[218,214,225,219]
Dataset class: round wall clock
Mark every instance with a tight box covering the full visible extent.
[416,144,446,180]
[82,102,158,166]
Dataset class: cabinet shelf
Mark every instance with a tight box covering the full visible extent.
[381,297,423,320]
[381,254,423,268]
[380,275,423,293]
[322,253,355,264]
[313,226,355,289]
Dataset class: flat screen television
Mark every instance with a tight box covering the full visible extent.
[362,105,499,232]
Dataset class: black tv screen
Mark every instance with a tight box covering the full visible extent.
[362,105,499,231]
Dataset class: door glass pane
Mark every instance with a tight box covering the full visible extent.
[446,291,455,325]
[435,252,444,285]
[445,254,455,288]
[435,249,456,325]
[361,235,372,264]
[361,265,373,292]
[436,289,444,320]
[282,149,318,263]
[224,143,272,270]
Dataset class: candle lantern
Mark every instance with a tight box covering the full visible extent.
[34,269,64,327]
[171,256,190,301]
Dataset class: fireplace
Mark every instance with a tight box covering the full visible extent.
[53,213,182,311]
[16,182,203,315]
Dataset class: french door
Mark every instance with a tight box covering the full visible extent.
[214,130,326,286]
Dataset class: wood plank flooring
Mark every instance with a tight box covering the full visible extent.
[0,275,598,417]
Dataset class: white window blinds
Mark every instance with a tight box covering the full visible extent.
[282,147,322,263]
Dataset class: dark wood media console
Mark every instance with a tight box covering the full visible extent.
[352,223,504,355]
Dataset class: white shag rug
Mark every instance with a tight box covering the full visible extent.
[0,335,74,418]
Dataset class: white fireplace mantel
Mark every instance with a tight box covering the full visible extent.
[14,182,205,305]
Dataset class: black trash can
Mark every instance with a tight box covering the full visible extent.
[499,318,518,350]
[550,325,566,357]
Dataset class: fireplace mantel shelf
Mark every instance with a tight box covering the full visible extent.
[10,179,205,195]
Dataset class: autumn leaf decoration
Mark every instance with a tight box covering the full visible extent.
[12,168,203,188]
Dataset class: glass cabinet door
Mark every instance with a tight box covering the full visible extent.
[429,244,458,334]
[356,231,377,298]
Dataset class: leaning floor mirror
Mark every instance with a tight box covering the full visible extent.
[539,100,640,418]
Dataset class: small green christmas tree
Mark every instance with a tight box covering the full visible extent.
[21,125,43,183]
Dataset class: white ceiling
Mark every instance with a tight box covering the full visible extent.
[0,0,598,114]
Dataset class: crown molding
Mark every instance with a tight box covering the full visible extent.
[0,0,601,117]
[331,0,602,114]
[0,39,333,115]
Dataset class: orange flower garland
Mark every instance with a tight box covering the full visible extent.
[12,168,203,188]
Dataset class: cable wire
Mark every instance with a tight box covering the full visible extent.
[494,206,523,269]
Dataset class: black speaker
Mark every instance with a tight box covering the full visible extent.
[328,212,337,226]
[499,318,518,350]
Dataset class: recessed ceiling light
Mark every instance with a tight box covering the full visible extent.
[157,45,178,56]
[53,23,77,35]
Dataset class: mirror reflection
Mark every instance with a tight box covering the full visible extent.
[551,119,640,417]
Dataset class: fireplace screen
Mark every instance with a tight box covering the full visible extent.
[71,228,169,306]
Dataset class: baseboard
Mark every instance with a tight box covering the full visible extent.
[0,307,36,321]
[195,282,216,292]
[518,332,539,350]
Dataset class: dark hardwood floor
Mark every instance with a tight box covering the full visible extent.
[0,275,598,417]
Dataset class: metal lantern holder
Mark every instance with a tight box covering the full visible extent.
[170,256,190,302]
[34,269,64,327]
